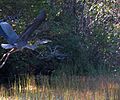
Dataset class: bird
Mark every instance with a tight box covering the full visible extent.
[0,9,51,68]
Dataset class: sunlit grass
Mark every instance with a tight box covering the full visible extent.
[0,74,120,100]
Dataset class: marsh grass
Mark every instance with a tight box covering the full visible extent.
[0,74,120,100]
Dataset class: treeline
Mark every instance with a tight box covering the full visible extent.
[0,0,119,75]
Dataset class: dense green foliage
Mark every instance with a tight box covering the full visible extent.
[0,0,119,76]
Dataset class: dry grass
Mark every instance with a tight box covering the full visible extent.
[0,75,120,100]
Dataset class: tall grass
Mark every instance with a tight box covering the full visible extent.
[0,74,120,100]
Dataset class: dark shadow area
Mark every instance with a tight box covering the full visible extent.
[0,50,67,89]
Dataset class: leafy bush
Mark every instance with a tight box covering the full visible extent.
[0,0,119,75]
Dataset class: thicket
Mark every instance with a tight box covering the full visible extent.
[0,0,119,76]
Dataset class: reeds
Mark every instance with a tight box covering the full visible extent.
[0,74,120,100]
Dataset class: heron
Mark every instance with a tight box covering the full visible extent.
[0,9,51,68]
